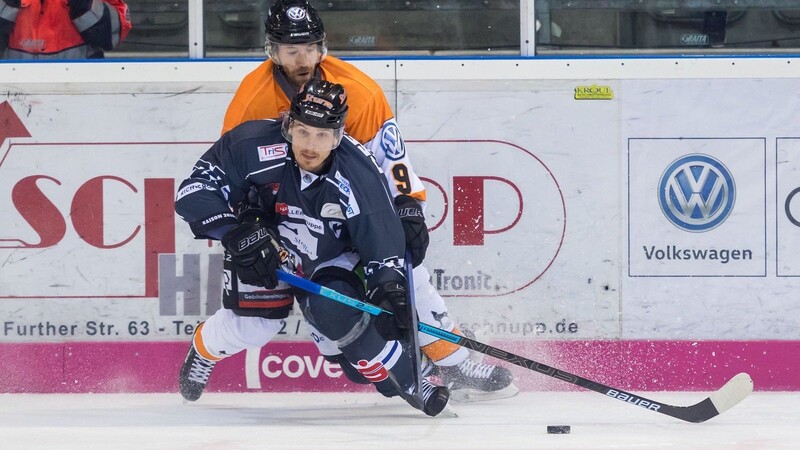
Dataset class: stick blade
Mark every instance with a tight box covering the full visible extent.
[709,372,753,415]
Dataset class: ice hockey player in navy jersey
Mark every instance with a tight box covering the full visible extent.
[223,0,516,402]
[175,78,450,416]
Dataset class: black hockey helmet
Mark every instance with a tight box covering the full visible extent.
[290,78,348,128]
[283,79,348,146]
[264,1,327,62]
[265,0,326,44]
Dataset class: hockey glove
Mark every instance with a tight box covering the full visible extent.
[367,280,412,341]
[395,195,428,268]
[221,221,282,289]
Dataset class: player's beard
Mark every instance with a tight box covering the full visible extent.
[284,64,316,90]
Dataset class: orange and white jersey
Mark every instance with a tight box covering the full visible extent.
[222,55,426,203]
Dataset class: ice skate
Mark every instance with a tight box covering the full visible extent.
[418,378,455,417]
[436,358,519,403]
[178,332,219,402]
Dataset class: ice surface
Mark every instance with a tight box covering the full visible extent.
[0,391,796,449]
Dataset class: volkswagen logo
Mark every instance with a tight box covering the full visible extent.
[380,123,405,160]
[658,153,735,232]
[286,6,307,22]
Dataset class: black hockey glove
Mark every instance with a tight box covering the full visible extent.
[221,221,282,289]
[367,280,412,341]
[395,195,428,268]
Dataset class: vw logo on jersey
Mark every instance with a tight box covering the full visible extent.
[380,123,405,160]
[286,6,307,21]
[658,153,736,232]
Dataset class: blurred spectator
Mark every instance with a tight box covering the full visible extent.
[0,0,131,59]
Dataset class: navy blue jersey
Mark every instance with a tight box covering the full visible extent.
[175,119,407,289]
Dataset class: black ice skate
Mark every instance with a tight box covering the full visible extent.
[178,344,218,402]
[419,378,452,417]
[436,358,519,403]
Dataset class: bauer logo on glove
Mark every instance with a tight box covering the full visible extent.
[221,221,283,289]
[238,227,273,252]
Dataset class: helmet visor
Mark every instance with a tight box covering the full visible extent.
[265,38,327,66]
[282,115,343,150]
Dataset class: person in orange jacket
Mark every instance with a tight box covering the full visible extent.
[0,0,131,59]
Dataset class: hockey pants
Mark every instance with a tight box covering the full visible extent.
[297,275,415,397]
[197,265,467,368]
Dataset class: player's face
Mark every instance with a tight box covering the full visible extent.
[289,121,336,173]
[274,43,322,88]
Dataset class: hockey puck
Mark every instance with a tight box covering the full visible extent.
[546,425,571,434]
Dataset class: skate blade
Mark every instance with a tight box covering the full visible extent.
[180,395,201,405]
[450,383,520,403]
[436,402,459,418]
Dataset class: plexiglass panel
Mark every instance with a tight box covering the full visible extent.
[535,1,800,53]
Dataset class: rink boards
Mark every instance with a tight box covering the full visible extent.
[0,340,795,393]
[1,57,800,392]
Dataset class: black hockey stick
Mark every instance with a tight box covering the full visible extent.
[374,253,427,413]
[277,269,753,423]
[404,252,424,409]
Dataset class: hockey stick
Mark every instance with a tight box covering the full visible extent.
[277,269,753,423]
[404,252,424,409]
[374,253,426,412]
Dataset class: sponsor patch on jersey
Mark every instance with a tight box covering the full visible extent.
[333,171,360,218]
[275,202,324,235]
[320,202,345,220]
[275,202,289,216]
[257,144,287,162]
[335,171,351,195]
[304,216,324,234]
[175,182,211,201]
[343,202,359,218]
[380,122,405,161]
[280,222,319,261]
